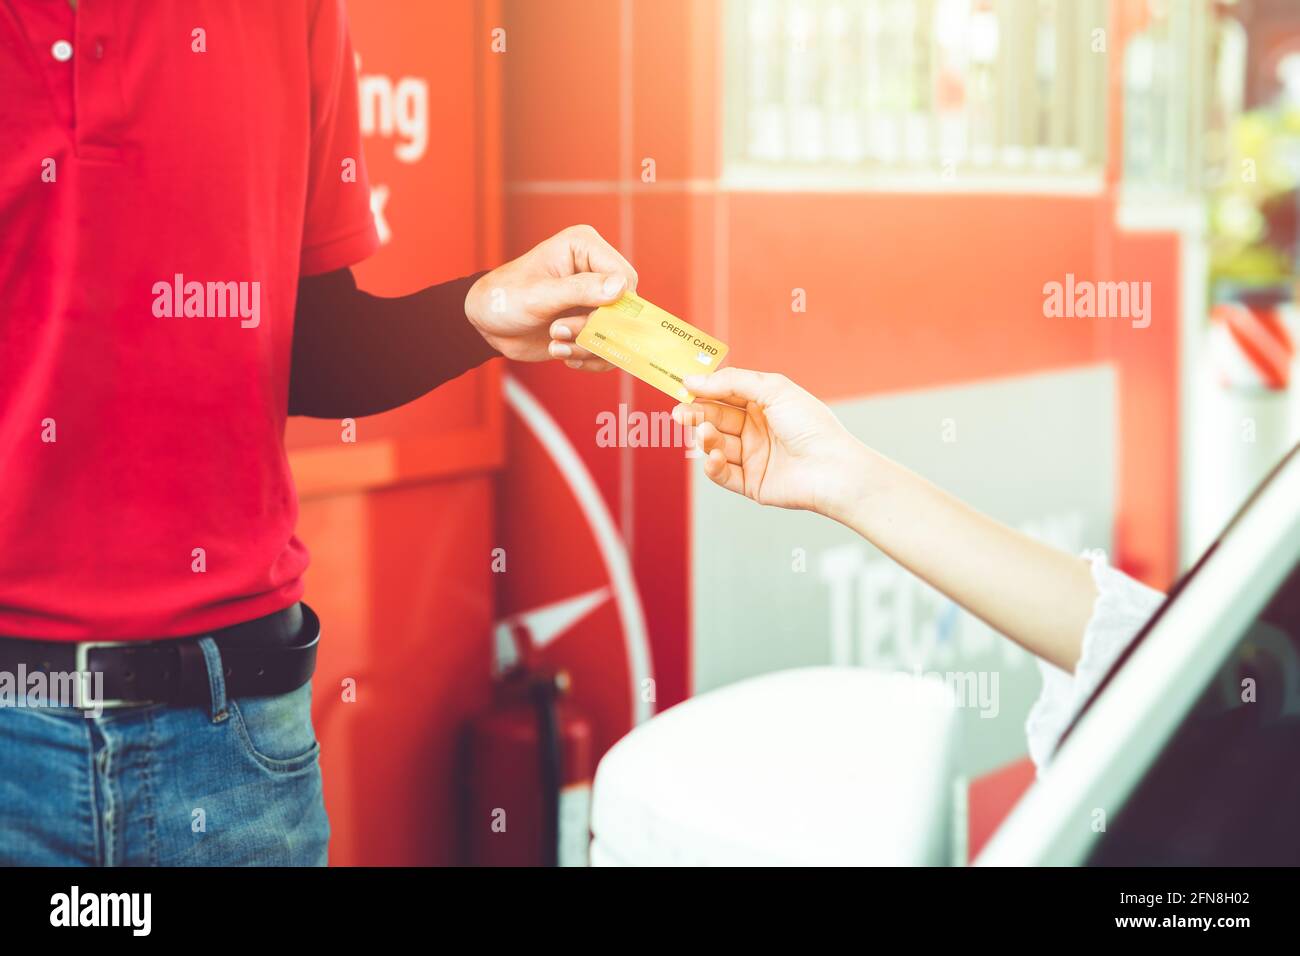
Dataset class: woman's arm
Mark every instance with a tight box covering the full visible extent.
[829,445,1097,672]
[677,367,1097,673]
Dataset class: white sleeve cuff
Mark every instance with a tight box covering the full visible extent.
[1023,550,1166,774]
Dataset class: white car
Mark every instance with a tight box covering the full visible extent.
[592,444,1300,866]
[982,442,1300,865]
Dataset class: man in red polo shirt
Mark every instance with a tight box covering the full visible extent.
[0,0,631,865]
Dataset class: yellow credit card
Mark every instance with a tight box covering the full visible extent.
[576,292,729,402]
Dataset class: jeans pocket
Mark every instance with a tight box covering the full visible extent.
[228,680,321,774]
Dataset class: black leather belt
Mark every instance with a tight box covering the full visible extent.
[0,602,320,709]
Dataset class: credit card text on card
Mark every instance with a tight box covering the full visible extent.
[576,292,729,402]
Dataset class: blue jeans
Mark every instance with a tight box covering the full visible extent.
[0,636,328,865]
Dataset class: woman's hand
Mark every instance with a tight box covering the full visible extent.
[680,366,1100,674]
[674,367,871,521]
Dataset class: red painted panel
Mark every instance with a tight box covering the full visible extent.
[288,1,505,865]
[305,478,495,866]
[724,192,1105,398]
[724,191,1179,586]
[500,193,629,551]
[496,192,679,743]
[495,193,702,727]
[968,757,1037,861]
[629,192,713,704]
[494,409,636,758]
[348,0,481,291]
[493,0,1182,858]
[501,0,623,183]
[1099,229,1181,589]
[502,193,626,269]
[291,0,494,450]
[631,0,708,182]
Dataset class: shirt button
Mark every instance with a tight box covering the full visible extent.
[51,39,73,62]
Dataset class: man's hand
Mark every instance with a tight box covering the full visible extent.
[463,224,637,369]
[674,368,870,521]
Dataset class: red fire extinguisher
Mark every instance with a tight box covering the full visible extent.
[462,619,595,866]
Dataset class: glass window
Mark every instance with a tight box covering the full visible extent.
[726,0,1110,183]
[1121,0,1224,195]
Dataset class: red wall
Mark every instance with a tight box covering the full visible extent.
[290,0,1183,864]
[496,0,1182,836]
[286,0,505,866]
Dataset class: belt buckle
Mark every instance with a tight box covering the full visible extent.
[73,641,155,709]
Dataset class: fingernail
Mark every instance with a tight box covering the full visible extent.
[602,275,626,298]
[551,343,572,358]
[551,323,572,340]
[565,359,583,369]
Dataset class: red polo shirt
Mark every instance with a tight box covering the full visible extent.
[0,1,379,640]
